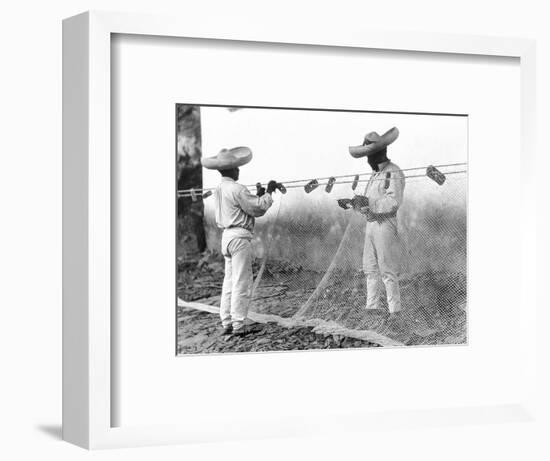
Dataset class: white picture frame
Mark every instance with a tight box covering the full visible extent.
[62,10,537,449]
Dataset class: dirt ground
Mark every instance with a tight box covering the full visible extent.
[177,306,380,354]
[177,251,467,354]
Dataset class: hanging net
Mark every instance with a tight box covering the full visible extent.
[184,165,467,347]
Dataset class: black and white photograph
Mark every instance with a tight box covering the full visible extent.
[176,104,467,354]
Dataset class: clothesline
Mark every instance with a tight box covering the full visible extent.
[177,161,467,196]
[275,162,467,187]
[178,162,467,194]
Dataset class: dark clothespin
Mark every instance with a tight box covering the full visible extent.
[384,172,391,190]
[276,182,287,194]
[325,177,336,193]
[426,165,446,185]
[255,182,266,197]
[351,175,359,191]
[202,190,212,199]
[304,179,319,193]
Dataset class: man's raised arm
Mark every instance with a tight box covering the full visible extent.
[236,186,274,217]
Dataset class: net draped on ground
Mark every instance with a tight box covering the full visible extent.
[196,168,467,346]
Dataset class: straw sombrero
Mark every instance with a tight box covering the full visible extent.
[349,127,399,158]
[202,146,252,170]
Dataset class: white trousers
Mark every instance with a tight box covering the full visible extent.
[220,229,253,329]
[362,218,402,313]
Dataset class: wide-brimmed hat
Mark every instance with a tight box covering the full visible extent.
[348,127,399,158]
[202,146,252,170]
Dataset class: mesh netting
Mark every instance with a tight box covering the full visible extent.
[196,167,467,346]
[246,170,467,345]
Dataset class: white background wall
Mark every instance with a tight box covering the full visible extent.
[0,1,548,459]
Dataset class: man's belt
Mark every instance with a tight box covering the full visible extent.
[224,225,254,235]
[366,211,397,222]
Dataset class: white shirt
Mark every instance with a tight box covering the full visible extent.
[365,161,406,216]
[214,177,273,232]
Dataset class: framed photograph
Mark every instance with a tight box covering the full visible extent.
[63,10,537,449]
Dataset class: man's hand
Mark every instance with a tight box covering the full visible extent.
[256,182,266,197]
[351,195,369,210]
[338,195,371,216]
[266,180,278,194]
[337,198,353,210]
[358,206,376,220]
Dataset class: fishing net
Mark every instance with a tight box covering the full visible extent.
[184,165,467,347]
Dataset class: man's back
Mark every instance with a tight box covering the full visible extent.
[215,177,273,232]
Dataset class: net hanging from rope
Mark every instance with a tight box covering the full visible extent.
[239,165,467,346]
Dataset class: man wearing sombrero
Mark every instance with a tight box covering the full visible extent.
[202,146,279,336]
[342,127,406,317]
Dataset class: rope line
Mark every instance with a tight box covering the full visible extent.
[177,162,466,195]
[278,162,467,186]
[178,162,466,196]
[178,169,467,197]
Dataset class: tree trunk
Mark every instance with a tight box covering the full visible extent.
[177,105,206,258]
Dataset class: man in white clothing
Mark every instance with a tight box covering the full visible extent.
[340,127,406,318]
[202,146,278,336]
